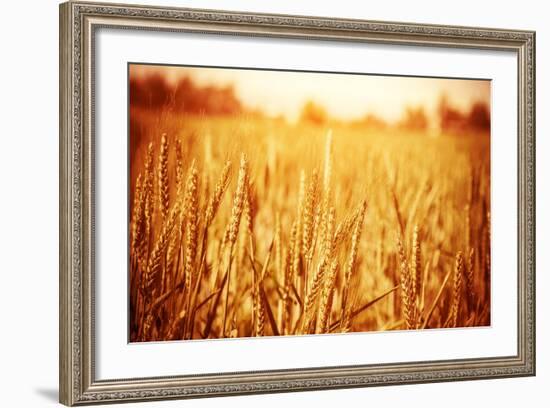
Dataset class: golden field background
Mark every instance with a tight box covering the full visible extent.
[129,67,491,342]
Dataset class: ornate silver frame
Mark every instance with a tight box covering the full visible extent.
[59,1,536,405]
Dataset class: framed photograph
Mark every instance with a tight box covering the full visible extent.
[59,1,536,405]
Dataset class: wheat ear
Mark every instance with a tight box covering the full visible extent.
[318,260,338,333]
[398,237,416,329]
[130,173,144,259]
[157,133,170,220]
[411,225,421,303]
[204,160,231,228]
[466,247,475,313]
[143,198,181,296]
[222,154,248,335]
[450,251,464,327]
[182,161,199,329]
[302,170,318,263]
[292,170,306,299]
[341,200,367,319]
[282,221,297,335]
[140,142,155,264]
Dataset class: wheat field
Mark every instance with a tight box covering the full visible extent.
[128,107,491,342]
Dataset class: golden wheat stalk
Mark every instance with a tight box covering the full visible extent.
[398,237,416,330]
[186,162,232,339]
[228,155,248,245]
[130,173,144,258]
[318,260,338,333]
[301,258,327,333]
[466,247,475,313]
[302,170,318,264]
[254,267,266,337]
[296,169,306,228]
[333,207,360,249]
[255,294,266,336]
[222,154,248,336]
[175,138,184,189]
[157,134,170,220]
[391,189,406,240]
[282,221,297,335]
[323,129,333,196]
[464,205,471,251]
[243,178,256,239]
[289,171,306,302]
[411,225,421,303]
[324,206,336,259]
[182,161,199,333]
[140,142,155,264]
[142,196,181,296]
[204,160,232,228]
[449,251,464,327]
[341,200,367,319]
[243,176,262,336]
[164,220,181,293]
[318,132,333,259]
[340,287,359,333]
[302,205,334,334]
[274,213,283,326]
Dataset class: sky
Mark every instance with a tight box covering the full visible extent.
[130,64,491,123]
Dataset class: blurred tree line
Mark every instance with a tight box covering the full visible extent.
[131,74,490,134]
[130,73,243,115]
[299,95,490,133]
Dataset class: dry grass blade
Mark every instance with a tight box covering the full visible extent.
[247,239,274,336]
[290,282,303,310]
[383,319,405,331]
[421,268,453,329]
[195,288,223,312]
[202,270,229,339]
[259,285,280,336]
[330,285,398,332]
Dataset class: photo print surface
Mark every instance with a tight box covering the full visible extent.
[128,64,491,342]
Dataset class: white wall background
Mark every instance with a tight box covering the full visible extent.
[0,0,545,406]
